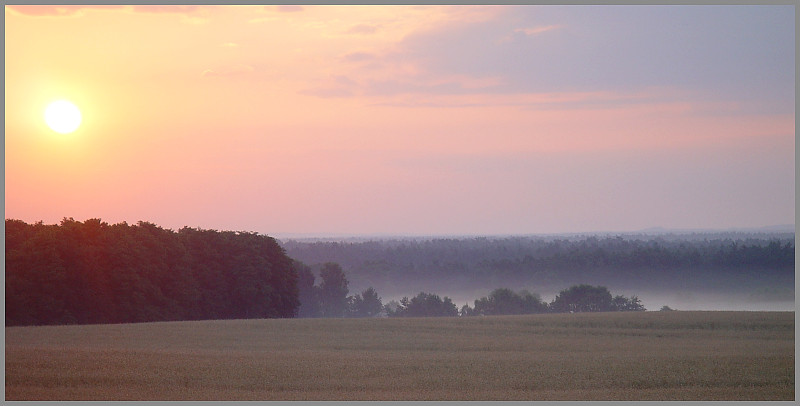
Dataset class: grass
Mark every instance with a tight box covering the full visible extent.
[5,311,794,400]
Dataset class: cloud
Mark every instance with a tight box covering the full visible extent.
[514,24,561,36]
[301,68,508,101]
[382,4,794,109]
[8,5,210,23]
[299,87,354,99]
[7,5,123,17]
[361,74,507,98]
[333,75,358,86]
[132,5,209,24]
[275,5,304,13]
[359,80,689,110]
[249,6,300,24]
[131,5,201,14]
[296,7,788,109]
[346,24,379,35]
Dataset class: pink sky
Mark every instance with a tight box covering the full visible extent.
[4,5,795,235]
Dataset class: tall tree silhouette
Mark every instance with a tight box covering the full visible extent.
[318,262,349,318]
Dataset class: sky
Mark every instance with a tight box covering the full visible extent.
[4,5,795,236]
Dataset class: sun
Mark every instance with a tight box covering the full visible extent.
[44,100,82,134]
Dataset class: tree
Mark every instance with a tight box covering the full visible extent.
[459,304,474,317]
[384,300,401,315]
[612,295,629,311]
[613,295,646,311]
[388,292,458,317]
[550,284,615,313]
[347,287,383,317]
[519,290,549,314]
[472,288,548,316]
[318,262,349,318]
[294,260,321,318]
[660,305,675,311]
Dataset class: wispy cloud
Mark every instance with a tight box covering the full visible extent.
[275,5,304,13]
[301,67,508,100]
[130,6,211,24]
[7,5,123,17]
[299,87,354,99]
[346,24,379,35]
[133,5,212,25]
[514,24,561,36]
[131,5,201,14]
[368,89,664,110]
[361,74,506,98]
[249,6,300,24]
[8,5,210,23]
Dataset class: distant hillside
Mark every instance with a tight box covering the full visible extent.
[281,232,795,303]
[272,225,796,241]
[633,224,795,235]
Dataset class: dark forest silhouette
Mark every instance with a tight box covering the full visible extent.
[6,218,298,326]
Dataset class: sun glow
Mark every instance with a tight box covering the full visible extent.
[44,100,82,134]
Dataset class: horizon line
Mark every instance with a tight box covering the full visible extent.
[271,224,796,240]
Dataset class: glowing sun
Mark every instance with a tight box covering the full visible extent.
[45,100,82,134]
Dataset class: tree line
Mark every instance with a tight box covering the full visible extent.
[6,218,299,326]
[281,235,795,298]
[390,284,645,317]
[292,263,644,318]
[5,218,781,326]
[282,235,795,273]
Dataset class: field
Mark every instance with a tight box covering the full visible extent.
[5,311,794,400]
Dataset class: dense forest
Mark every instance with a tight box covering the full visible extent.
[5,218,299,326]
[281,233,795,302]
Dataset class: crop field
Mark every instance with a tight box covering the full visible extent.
[5,311,794,400]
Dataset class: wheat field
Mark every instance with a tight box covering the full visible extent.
[5,311,794,400]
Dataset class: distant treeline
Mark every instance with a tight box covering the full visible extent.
[283,235,795,273]
[292,262,645,318]
[411,285,646,317]
[281,235,795,296]
[6,219,299,326]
